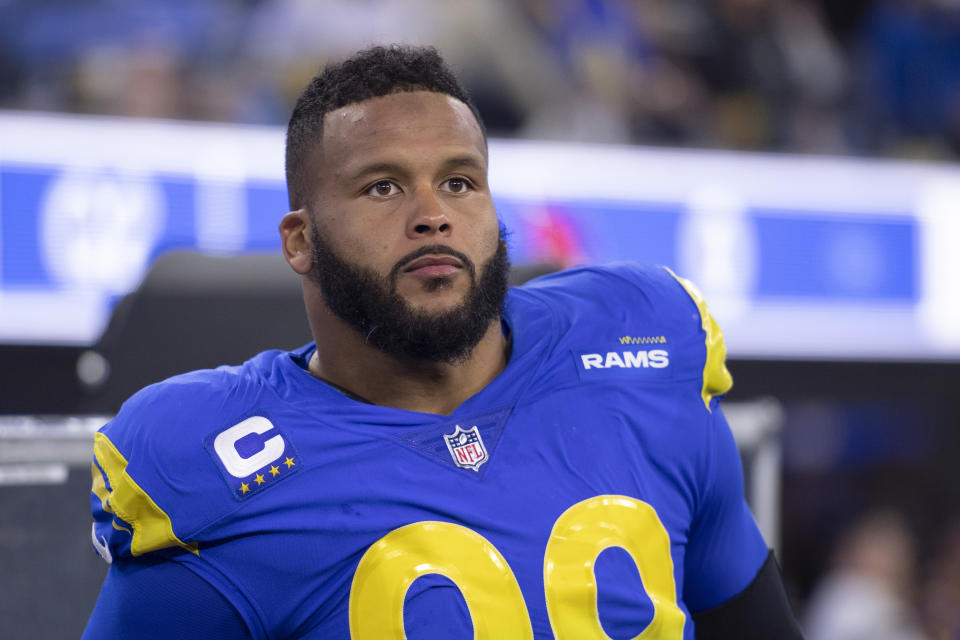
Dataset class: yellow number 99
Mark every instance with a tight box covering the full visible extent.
[348,495,684,639]
[545,495,685,638]
[349,521,533,639]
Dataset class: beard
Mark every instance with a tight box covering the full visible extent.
[308,225,510,364]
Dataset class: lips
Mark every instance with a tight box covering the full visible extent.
[403,255,464,277]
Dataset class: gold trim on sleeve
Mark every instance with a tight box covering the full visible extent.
[666,268,734,411]
[93,432,199,557]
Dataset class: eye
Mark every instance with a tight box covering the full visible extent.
[441,177,472,194]
[366,180,399,197]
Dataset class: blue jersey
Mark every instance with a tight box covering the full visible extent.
[87,263,767,639]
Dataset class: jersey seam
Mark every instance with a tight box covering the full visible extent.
[690,408,720,534]
[506,285,563,388]
[168,554,273,640]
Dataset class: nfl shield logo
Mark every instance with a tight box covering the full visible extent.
[443,425,489,471]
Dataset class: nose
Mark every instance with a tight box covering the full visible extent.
[407,189,451,238]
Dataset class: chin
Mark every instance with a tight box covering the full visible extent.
[409,298,467,317]
[406,293,469,316]
[418,275,456,294]
[401,277,463,303]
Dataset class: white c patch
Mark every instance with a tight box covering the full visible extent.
[214,416,285,478]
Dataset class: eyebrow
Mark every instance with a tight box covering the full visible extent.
[344,154,486,184]
[437,155,485,174]
[345,162,408,184]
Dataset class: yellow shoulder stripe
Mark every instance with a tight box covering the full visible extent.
[93,432,199,557]
[91,461,111,509]
[665,269,733,411]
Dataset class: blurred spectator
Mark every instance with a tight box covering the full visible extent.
[852,0,960,158]
[804,510,928,640]
[919,519,960,639]
[516,0,641,142]
[0,0,955,156]
[622,0,716,144]
[775,0,850,153]
[71,42,183,119]
[692,0,795,149]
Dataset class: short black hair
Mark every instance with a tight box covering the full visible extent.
[285,44,485,210]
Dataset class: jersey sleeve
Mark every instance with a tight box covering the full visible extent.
[90,429,198,563]
[87,370,268,636]
[682,405,769,612]
[536,263,770,610]
[82,556,251,640]
[89,366,263,562]
[654,267,769,610]
[662,267,733,412]
[89,385,203,564]
[627,265,768,610]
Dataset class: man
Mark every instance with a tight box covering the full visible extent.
[84,45,803,639]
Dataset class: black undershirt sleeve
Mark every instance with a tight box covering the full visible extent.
[692,550,805,640]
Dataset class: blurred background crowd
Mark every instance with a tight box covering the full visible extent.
[1,0,960,161]
[2,1,960,638]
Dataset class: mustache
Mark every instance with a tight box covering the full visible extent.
[389,244,476,280]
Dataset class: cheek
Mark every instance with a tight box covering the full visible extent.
[478,217,502,256]
[321,212,389,261]
[340,212,402,254]
[355,238,396,273]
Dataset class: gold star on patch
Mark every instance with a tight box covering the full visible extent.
[255,474,265,485]
[240,483,250,494]
[284,457,295,468]
[269,465,280,477]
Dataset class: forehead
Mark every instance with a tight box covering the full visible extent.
[318,91,486,180]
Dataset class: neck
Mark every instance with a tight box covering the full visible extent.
[308,306,508,416]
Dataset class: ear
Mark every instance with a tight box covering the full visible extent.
[279,209,313,275]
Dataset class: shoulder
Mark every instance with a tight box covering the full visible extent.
[517,261,670,296]
[101,356,268,457]
[91,351,287,561]
[517,262,700,326]
[514,262,732,408]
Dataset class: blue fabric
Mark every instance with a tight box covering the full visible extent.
[86,263,768,639]
[82,557,250,639]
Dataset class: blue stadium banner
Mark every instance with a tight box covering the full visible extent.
[1,111,958,359]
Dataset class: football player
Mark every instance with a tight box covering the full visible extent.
[84,45,803,639]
